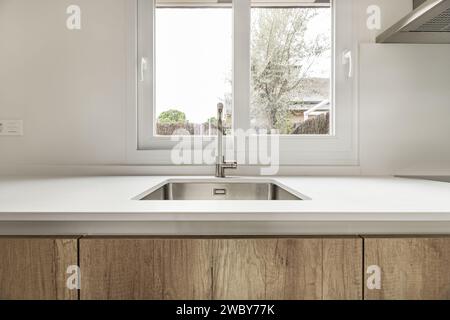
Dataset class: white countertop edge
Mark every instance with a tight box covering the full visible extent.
[1,212,450,222]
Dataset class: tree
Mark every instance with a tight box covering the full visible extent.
[157,109,187,125]
[205,117,217,125]
[251,8,330,134]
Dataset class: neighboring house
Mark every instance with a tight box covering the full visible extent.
[289,100,330,123]
[289,77,331,123]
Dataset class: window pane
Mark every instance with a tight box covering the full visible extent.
[155,1,232,136]
[250,2,332,135]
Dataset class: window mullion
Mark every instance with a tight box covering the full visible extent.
[233,0,251,133]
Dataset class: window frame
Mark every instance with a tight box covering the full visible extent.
[127,0,358,166]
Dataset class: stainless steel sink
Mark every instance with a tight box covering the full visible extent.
[138,180,305,201]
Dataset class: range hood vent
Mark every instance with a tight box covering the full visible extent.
[377,0,450,43]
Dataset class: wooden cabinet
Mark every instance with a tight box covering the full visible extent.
[212,238,322,300]
[364,236,450,300]
[0,237,79,300]
[5,235,449,300]
[323,238,363,300]
[212,238,362,300]
[80,238,214,300]
[80,237,362,300]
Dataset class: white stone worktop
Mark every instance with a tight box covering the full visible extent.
[0,175,449,223]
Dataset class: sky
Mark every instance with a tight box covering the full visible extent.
[155,7,331,124]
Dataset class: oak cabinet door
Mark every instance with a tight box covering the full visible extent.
[213,238,362,300]
[323,238,363,300]
[80,237,362,300]
[0,237,79,300]
[80,238,214,300]
[212,238,323,300]
[364,237,450,300]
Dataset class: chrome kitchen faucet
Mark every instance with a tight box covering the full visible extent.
[215,103,237,178]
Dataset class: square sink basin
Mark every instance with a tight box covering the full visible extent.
[137,179,306,201]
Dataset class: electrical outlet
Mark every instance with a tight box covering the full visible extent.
[0,120,23,136]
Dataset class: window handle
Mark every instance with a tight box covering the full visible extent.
[140,57,148,82]
[342,50,353,78]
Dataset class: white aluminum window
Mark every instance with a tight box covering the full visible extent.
[129,0,357,165]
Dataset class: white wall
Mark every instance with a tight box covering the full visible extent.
[1,0,449,175]
[359,44,450,175]
[0,0,128,165]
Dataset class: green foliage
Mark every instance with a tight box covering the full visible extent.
[157,109,187,125]
[205,117,217,125]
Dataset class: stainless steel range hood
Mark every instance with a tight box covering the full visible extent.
[377,0,450,43]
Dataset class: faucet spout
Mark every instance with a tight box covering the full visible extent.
[215,103,237,178]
